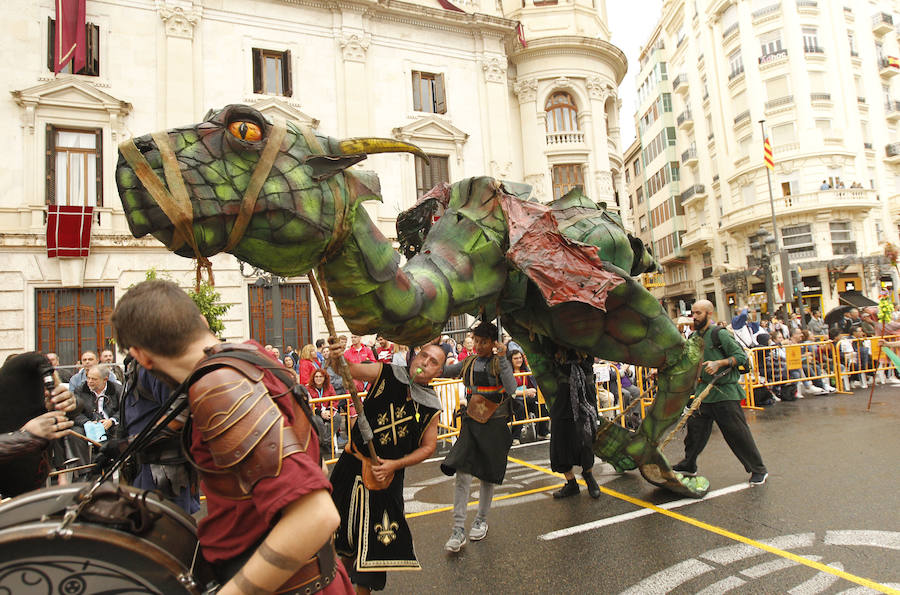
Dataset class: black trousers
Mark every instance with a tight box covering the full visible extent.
[682,400,767,474]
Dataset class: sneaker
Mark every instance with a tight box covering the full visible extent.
[444,527,467,552]
[851,381,861,389]
[511,439,520,446]
[672,461,698,477]
[887,376,900,385]
[536,434,550,441]
[824,384,837,393]
[749,472,769,486]
[469,519,488,541]
[552,480,580,499]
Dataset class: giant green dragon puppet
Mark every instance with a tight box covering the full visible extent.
[115,105,707,497]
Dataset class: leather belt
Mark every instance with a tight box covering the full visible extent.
[277,537,338,594]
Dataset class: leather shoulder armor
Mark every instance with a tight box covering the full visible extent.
[188,360,311,499]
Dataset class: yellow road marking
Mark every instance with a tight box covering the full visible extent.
[409,455,898,594]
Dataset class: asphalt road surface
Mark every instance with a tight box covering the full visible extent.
[379,384,900,594]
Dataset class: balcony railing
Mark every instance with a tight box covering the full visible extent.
[803,44,824,54]
[734,109,751,124]
[681,147,698,165]
[796,0,817,10]
[702,266,714,278]
[832,242,858,256]
[677,109,693,127]
[673,73,688,91]
[545,131,585,145]
[722,22,739,39]
[680,184,706,203]
[810,92,831,102]
[728,64,745,80]
[720,188,878,230]
[879,57,900,76]
[887,142,900,157]
[865,142,874,149]
[752,3,780,20]
[765,95,794,109]
[759,49,788,65]
[873,12,894,36]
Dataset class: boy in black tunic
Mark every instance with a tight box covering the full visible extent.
[440,322,518,552]
[328,339,445,594]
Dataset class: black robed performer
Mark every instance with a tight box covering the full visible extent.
[327,337,444,595]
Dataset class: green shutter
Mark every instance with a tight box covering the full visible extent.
[252,48,263,94]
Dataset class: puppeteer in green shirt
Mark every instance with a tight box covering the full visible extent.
[691,323,749,404]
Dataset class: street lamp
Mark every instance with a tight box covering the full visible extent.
[748,227,777,315]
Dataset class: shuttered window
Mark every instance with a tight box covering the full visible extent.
[248,283,311,354]
[415,155,449,197]
[35,287,115,365]
[552,164,584,200]
[412,71,447,114]
[47,18,100,76]
[252,49,293,97]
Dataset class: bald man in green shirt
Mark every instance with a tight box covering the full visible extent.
[672,300,769,486]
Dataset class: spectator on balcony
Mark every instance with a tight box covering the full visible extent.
[820,180,831,190]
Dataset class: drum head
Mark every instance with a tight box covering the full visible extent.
[0,483,209,594]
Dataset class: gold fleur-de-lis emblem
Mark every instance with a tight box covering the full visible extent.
[373,510,399,546]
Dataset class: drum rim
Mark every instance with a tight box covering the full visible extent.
[0,521,201,594]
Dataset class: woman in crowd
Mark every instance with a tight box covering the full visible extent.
[297,343,321,385]
[392,343,410,368]
[507,349,549,442]
[308,368,339,458]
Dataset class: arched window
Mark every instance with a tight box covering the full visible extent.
[545,92,579,133]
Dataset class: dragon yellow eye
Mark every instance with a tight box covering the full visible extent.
[227,120,262,142]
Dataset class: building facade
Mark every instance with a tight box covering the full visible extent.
[626,0,900,320]
[1,0,627,363]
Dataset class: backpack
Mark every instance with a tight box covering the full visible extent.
[711,325,752,374]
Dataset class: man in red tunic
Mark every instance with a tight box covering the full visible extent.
[112,280,353,595]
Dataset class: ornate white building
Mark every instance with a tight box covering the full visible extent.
[1,0,627,363]
[626,0,900,320]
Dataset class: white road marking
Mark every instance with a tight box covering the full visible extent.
[694,576,746,594]
[619,559,715,595]
[825,530,900,550]
[701,533,816,564]
[740,555,822,578]
[788,562,843,594]
[539,482,750,541]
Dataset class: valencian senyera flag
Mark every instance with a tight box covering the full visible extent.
[54,0,86,74]
[764,136,774,170]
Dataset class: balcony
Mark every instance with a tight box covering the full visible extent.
[752,2,780,22]
[677,109,694,131]
[873,12,894,36]
[545,131,585,145]
[810,92,831,105]
[681,223,713,249]
[887,101,900,121]
[803,44,825,55]
[887,142,900,164]
[722,22,739,41]
[719,188,879,231]
[663,278,695,297]
[673,73,689,95]
[681,147,698,166]
[796,0,817,13]
[641,272,665,289]
[680,184,707,207]
[758,49,788,67]
[879,57,900,78]
[832,242,858,256]
[728,64,745,82]
[734,109,751,125]
[765,95,794,112]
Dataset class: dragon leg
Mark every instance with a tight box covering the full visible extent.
[502,265,708,497]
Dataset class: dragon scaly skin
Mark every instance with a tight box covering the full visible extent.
[115,105,706,497]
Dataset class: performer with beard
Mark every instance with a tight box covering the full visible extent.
[0,352,77,497]
[327,337,444,594]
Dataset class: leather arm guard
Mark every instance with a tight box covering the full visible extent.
[187,357,311,500]
[0,430,48,463]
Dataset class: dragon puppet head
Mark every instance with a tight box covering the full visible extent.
[116,104,427,276]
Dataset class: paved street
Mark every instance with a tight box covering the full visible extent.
[380,385,900,594]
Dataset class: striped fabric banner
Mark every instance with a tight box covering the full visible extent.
[763,136,774,170]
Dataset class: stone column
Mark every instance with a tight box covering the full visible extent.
[481,55,512,180]
[586,76,613,203]
[515,78,545,200]
[158,2,201,128]
[339,31,371,136]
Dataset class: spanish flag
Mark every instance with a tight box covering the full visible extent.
[888,56,900,69]
[764,137,774,170]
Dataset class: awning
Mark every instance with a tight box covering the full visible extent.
[838,290,877,307]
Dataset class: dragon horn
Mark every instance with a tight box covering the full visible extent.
[337,138,430,163]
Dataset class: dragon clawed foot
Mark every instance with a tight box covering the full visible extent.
[593,419,709,498]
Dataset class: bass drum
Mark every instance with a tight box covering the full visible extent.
[0,483,212,594]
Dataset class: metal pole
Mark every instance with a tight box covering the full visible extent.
[760,120,796,324]
[271,276,283,354]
